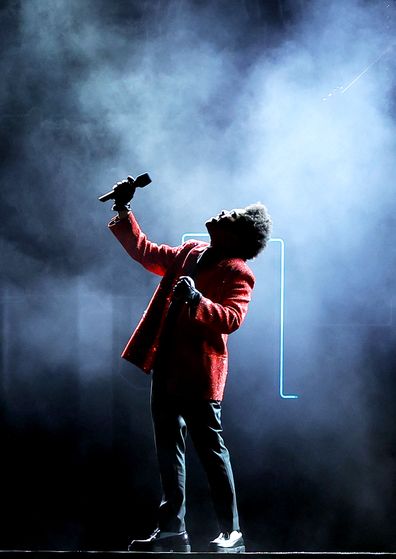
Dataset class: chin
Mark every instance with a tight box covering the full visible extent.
[205,219,215,232]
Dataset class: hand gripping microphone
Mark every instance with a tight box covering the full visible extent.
[98,172,152,203]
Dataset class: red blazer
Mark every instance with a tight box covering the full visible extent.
[108,211,255,400]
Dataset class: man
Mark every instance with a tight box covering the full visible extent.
[108,177,272,552]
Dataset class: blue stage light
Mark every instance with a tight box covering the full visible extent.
[181,233,298,399]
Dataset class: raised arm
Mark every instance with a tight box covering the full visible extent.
[108,211,180,276]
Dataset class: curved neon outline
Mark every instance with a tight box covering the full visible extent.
[181,233,298,399]
[182,233,210,243]
[271,238,298,399]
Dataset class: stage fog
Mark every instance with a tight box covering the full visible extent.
[1,0,395,551]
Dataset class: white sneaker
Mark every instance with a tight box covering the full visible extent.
[209,531,245,553]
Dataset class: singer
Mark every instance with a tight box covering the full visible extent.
[107,178,272,552]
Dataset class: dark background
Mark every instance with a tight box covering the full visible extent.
[1,0,396,551]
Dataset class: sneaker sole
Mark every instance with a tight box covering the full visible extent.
[209,545,246,553]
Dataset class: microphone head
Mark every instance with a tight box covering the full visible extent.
[134,173,152,188]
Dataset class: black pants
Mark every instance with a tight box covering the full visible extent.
[151,372,240,534]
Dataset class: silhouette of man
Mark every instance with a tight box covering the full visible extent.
[108,177,272,552]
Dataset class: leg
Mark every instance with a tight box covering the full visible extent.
[151,380,187,533]
[184,400,240,533]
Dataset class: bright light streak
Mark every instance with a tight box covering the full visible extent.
[322,43,395,101]
[271,238,298,399]
[341,45,393,93]
[181,233,298,399]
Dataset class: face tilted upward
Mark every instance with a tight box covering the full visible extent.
[205,208,247,256]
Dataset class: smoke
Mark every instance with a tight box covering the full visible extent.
[1,0,396,550]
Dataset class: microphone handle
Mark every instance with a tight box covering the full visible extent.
[98,190,117,202]
[98,173,152,203]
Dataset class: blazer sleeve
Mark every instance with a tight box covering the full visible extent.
[193,265,255,334]
[108,211,180,276]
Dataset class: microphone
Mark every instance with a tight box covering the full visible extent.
[98,173,152,203]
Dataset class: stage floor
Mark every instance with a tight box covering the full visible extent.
[0,552,395,558]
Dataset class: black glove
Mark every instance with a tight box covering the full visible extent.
[173,276,202,307]
[111,176,136,212]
